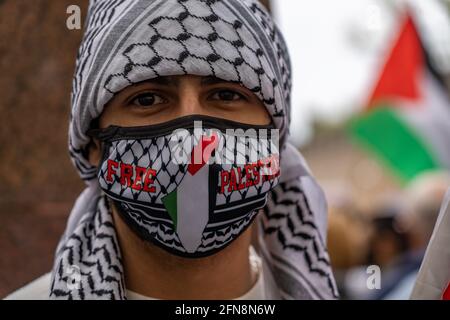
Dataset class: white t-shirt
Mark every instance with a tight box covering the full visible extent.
[4,246,279,300]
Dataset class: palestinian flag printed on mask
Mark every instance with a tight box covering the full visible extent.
[349,13,450,182]
[162,133,218,253]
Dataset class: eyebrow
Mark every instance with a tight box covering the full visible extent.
[143,76,178,86]
[200,76,235,86]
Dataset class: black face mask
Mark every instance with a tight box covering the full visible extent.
[88,115,280,258]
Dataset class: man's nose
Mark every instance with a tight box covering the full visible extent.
[175,79,205,117]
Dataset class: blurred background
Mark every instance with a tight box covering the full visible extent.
[0,0,449,299]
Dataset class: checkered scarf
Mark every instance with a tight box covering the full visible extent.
[50,0,338,299]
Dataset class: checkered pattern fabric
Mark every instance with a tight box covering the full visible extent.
[96,123,278,256]
[52,0,339,300]
[68,0,291,181]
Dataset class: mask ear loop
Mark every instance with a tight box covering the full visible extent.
[86,122,114,177]
[86,125,121,141]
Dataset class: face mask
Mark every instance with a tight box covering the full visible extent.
[88,115,280,258]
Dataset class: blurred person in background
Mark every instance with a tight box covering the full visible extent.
[365,208,413,299]
[370,170,450,299]
[327,209,371,299]
[341,201,408,300]
[340,170,449,300]
[366,210,410,271]
[324,184,372,299]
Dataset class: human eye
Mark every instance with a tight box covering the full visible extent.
[209,89,246,102]
[129,92,166,107]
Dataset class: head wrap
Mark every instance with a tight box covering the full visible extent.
[51,0,338,299]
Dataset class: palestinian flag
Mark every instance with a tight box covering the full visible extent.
[162,133,218,253]
[349,13,450,182]
[411,188,450,300]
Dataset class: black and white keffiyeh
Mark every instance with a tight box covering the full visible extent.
[51,0,339,299]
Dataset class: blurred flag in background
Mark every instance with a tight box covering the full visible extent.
[349,13,450,183]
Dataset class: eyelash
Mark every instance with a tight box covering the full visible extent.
[209,89,247,102]
[129,92,166,107]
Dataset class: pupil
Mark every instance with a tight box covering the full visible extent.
[138,94,154,106]
[219,91,235,100]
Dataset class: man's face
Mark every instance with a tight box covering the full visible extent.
[89,74,270,163]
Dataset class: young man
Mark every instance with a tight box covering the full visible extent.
[6,0,338,299]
